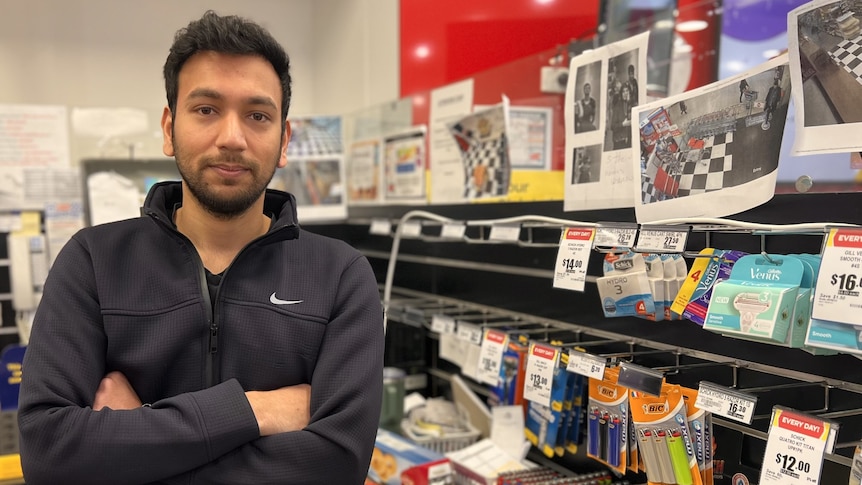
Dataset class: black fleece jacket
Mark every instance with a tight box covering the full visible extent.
[18,182,384,484]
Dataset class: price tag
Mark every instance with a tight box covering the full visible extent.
[400,220,423,238]
[523,342,559,406]
[635,225,690,253]
[759,407,837,484]
[812,227,862,326]
[441,222,466,239]
[695,381,758,424]
[456,321,483,345]
[369,218,391,236]
[566,350,606,380]
[489,223,521,242]
[431,314,456,334]
[427,461,453,481]
[476,329,509,385]
[593,223,638,249]
[553,227,595,292]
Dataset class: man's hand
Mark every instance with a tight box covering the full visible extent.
[245,384,311,436]
[94,371,142,411]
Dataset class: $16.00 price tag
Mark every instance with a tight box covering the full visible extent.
[812,227,862,326]
[476,329,508,386]
[566,350,606,380]
[695,381,757,424]
[523,342,559,407]
[759,407,836,484]
[553,227,595,292]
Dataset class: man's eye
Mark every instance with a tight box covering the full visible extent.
[251,113,267,122]
[198,107,214,115]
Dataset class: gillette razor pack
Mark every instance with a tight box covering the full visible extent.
[703,254,807,342]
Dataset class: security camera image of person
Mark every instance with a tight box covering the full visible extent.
[575,82,597,133]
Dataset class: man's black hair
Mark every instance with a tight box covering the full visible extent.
[163,10,292,124]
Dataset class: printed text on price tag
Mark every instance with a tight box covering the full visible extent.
[456,322,483,345]
[593,224,637,249]
[636,226,689,253]
[567,351,606,379]
[695,382,757,424]
[523,343,559,406]
[553,227,594,292]
[812,227,862,326]
[476,329,508,385]
[759,408,835,484]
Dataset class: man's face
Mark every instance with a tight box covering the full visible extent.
[161,51,289,217]
[584,84,591,98]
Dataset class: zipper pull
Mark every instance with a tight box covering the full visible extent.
[209,325,219,353]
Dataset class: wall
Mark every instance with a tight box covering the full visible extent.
[0,0,398,165]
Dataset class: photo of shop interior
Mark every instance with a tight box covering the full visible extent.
[637,67,790,204]
[796,1,862,125]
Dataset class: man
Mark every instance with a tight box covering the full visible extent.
[764,78,782,124]
[626,64,638,108]
[575,82,596,133]
[18,11,384,485]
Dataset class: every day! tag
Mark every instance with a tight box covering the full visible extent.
[759,407,836,485]
[553,227,594,292]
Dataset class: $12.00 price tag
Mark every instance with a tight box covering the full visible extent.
[759,407,836,484]
[523,342,559,407]
[476,329,508,386]
[812,227,862,326]
[553,227,595,292]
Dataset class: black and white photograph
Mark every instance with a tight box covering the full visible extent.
[604,49,639,152]
[564,31,648,212]
[574,61,601,134]
[571,144,602,184]
[632,55,790,222]
[789,0,862,154]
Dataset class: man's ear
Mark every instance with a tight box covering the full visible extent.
[278,119,291,169]
[161,106,175,157]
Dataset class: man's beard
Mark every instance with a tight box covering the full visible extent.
[175,146,278,219]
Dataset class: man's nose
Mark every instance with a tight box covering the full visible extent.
[215,112,248,151]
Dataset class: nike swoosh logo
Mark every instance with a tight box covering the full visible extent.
[270,292,303,305]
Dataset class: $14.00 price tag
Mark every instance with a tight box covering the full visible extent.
[759,407,836,484]
[812,227,862,326]
[553,227,595,292]
[635,225,689,253]
[476,329,508,386]
[695,382,757,424]
[566,350,606,380]
[523,342,559,406]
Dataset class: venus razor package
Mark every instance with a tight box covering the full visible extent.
[703,254,804,342]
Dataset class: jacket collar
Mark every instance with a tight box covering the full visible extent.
[142,181,300,243]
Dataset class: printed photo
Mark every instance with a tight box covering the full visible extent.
[632,55,789,222]
[605,49,640,152]
[571,144,602,184]
[574,61,601,134]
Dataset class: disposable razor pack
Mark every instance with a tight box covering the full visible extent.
[703,254,804,342]
[597,252,656,318]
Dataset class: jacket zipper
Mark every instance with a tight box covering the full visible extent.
[148,210,296,388]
